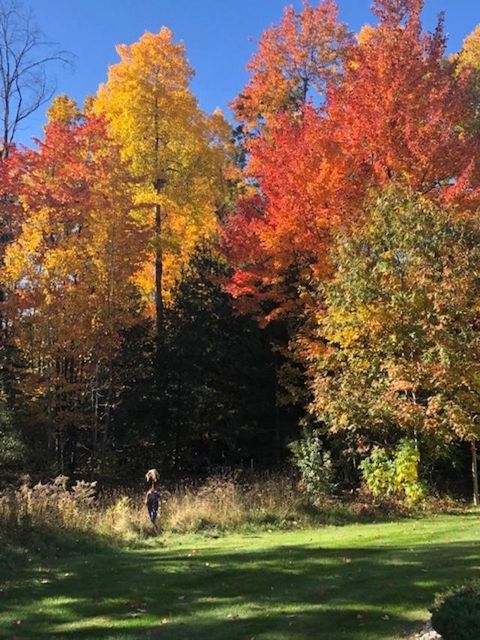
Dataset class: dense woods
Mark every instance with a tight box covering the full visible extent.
[2,0,480,505]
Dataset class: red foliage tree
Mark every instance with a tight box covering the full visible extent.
[223,0,480,324]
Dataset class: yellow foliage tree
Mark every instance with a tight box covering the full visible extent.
[95,28,230,336]
[455,25,480,132]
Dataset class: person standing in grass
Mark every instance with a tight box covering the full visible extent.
[145,468,160,527]
[145,485,160,526]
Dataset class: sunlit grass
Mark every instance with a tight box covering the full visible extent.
[1,514,480,639]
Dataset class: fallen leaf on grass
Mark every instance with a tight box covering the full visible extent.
[125,600,145,609]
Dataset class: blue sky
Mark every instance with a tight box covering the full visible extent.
[18,0,480,145]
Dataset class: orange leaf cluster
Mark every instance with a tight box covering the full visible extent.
[232,0,352,130]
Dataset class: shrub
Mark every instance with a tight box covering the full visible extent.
[360,439,426,506]
[360,447,394,498]
[431,582,480,640]
[289,429,334,503]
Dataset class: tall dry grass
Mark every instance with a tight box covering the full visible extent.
[164,475,303,532]
[2,473,397,547]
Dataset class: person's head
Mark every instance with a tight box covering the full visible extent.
[145,468,159,490]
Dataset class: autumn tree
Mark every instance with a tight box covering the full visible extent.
[94,29,230,339]
[456,25,480,133]
[326,0,478,193]
[224,0,479,326]
[313,188,480,504]
[45,94,82,126]
[233,0,351,131]
[222,106,354,324]
[0,0,71,441]
[2,108,148,473]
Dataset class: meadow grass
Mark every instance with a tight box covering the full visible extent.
[0,475,394,543]
[1,513,480,639]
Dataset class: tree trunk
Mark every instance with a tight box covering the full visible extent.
[99,372,113,475]
[91,365,99,477]
[153,176,167,448]
[471,440,479,507]
[273,351,281,466]
[154,202,164,339]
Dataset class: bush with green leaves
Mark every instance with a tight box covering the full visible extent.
[289,429,334,502]
[360,438,426,506]
[431,582,480,640]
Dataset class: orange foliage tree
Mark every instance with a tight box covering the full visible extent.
[223,0,480,326]
[2,108,148,472]
[233,0,351,130]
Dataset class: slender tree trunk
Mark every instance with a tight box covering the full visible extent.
[153,185,168,448]
[471,440,479,507]
[99,371,113,474]
[152,90,165,342]
[154,202,164,339]
[173,379,181,471]
[91,364,99,476]
[57,429,65,474]
[273,351,281,466]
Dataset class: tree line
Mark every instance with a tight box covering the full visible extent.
[2,0,480,501]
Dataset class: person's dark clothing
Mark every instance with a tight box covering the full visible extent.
[146,489,160,524]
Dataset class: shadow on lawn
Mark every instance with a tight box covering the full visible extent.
[1,537,479,640]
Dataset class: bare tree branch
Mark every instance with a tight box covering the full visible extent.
[0,0,72,158]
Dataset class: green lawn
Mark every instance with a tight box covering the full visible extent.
[1,514,479,639]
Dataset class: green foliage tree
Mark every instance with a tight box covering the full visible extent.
[289,428,334,502]
[313,187,480,503]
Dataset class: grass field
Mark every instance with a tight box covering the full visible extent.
[1,514,479,640]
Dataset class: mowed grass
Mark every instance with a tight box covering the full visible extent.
[1,514,480,640]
